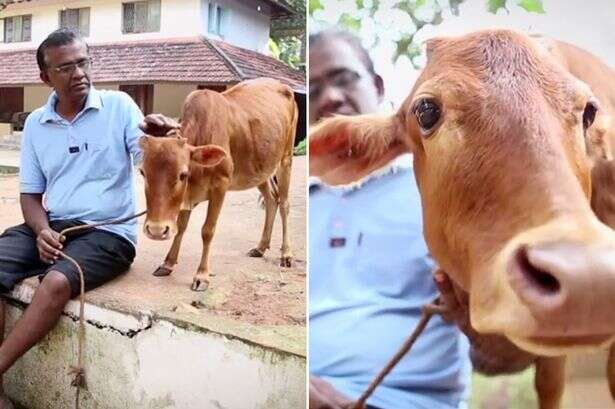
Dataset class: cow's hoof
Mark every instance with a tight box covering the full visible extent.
[280,256,292,268]
[248,248,265,257]
[191,278,210,292]
[153,266,173,277]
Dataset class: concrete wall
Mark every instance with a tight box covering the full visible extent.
[4,298,306,409]
[0,0,271,52]
[152,83,197,118]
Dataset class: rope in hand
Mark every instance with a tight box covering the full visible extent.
[350,296,449,409]
[56,210,146,409]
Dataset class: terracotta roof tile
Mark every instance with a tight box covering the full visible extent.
[0,37,305,92]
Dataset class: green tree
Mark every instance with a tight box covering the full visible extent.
[270,0,306,69]
[310,0,545,66]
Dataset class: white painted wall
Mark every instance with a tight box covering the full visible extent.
[201,0,271,52]
[0,0,271,52]
[0,0,201,50]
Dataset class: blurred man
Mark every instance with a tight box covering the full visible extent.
[309,29,471,409]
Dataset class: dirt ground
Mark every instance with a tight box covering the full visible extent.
[0,155,306,352]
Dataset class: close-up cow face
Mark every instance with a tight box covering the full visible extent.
[310,29,615,356]
[139,135,227,240]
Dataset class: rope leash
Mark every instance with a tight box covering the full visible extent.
[57,210,146,409]
[351,297,448,409]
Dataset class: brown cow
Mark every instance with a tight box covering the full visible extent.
[310,30,615,408]
[140,78,297,291]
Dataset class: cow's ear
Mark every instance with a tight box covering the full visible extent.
[190,145,227,167]
[309,113,411,185]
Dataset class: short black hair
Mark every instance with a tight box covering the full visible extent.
[36,28,89,71]
[309,29,377,77]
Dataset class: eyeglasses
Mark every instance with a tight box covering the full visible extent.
[309,69,361,100]
[49,58,93,75]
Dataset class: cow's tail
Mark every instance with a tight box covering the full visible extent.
[257,176,280,209]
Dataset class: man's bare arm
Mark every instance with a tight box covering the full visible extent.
[20,193,62,264]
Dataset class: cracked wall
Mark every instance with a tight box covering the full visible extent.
[3,302,306,409]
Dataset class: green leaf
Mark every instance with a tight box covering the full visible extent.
[338,13,362,32]
[268,38,281,60]
[356,0,365,9]
[517,0,545,13]
[308,0,324,15]
[487,0,506,13]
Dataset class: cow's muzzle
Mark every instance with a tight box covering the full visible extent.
[144,222,174,240]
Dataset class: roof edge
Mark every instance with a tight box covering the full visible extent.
[201,36,246,81]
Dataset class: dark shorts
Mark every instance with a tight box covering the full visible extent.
[0,220,135,297]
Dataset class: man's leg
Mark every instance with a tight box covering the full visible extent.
[0,271,70,375]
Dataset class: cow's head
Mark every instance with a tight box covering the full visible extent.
[310,29,615,356]
[140,134,227,240]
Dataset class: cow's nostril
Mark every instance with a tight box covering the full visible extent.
[145,225,152,236]
[163,226,170,236]
[515,246,561,295]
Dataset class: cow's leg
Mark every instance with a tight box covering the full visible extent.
[153,209,192,277]
[607,343,615,401]
[276,155,293,267]
[248,181,278,258]
[192,187,227,291]
[535,356,566,409]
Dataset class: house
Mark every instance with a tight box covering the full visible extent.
[0,0,306,142]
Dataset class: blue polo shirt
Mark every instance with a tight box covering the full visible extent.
[309,158,471,409]
[19,87,144,245]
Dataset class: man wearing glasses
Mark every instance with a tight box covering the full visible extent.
[0,28,177,407]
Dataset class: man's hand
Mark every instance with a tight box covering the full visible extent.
[36,228,63,264]
[310,376,359,409]
[139,114,180,137]
[433,269,536,374]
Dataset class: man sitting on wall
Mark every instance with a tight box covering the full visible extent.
[0,28,178,408]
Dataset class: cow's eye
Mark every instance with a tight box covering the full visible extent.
[583,101,598,130]
[413,98,441,134]
[179,172,188,182]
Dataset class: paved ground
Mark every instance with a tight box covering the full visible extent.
[0,153,306,356]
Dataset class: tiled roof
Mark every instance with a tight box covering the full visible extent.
[0,37,305,92]
[210,38,305,92]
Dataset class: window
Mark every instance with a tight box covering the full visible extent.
[3,15,32,43]
[122,0,160,34]
[207,2,226,36]
[59,8,90,37]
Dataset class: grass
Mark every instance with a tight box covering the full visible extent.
[470,368,537,409]
[294,139,306,156]
[0,165,18,175]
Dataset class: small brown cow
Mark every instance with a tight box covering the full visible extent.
[310,30,615,409]
[140,78,297,291]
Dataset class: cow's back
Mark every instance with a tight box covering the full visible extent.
[181,78,297,190]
